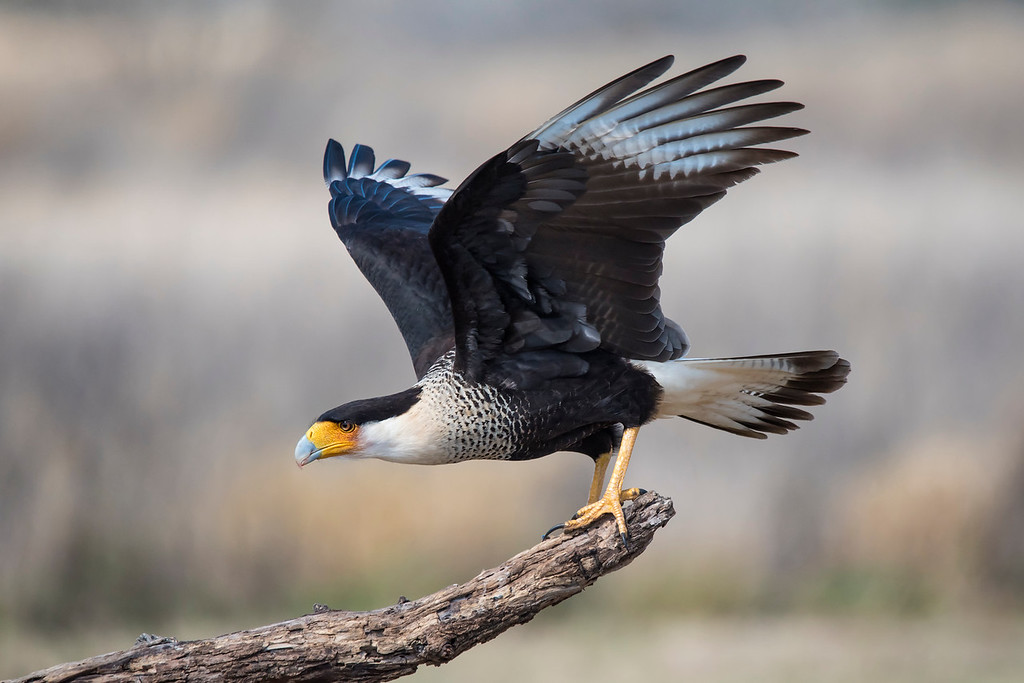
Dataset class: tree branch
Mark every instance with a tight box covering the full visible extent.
[13,492,674,683]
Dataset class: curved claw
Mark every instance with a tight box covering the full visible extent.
[542,523,565,540]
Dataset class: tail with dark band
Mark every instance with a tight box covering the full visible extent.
[636,351,850,438]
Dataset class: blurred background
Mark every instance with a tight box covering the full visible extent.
[2,0,1024,680]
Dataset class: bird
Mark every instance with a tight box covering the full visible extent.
[294,55,850,544]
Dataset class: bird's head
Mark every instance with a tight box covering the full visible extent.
[294,418,361,467]
[294,386,424,467]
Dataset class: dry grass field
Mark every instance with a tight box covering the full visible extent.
[2,1,1024,680]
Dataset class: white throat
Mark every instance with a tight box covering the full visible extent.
[357,400,449,465]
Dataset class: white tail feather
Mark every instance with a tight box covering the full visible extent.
[634,351,850,439]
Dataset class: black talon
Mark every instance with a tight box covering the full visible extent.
[620,531,630,549]
[542,523,565,540]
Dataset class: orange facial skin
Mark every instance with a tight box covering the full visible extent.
[295,421,360,467]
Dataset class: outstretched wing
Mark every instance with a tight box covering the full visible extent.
[429,55,807,387]
[324,141,454,378]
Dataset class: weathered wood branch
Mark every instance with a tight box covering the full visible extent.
[12,492,674,683]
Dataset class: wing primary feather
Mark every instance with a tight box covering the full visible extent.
[376,158,412,179]
[349,144,376,178]
[528,55,677,146]
[323,139,348,185]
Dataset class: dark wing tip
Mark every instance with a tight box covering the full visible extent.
[650,54,675,72]
[624,55,676,81]
[377,158,412,179]
[323,139,347,186]
[349,144,376,178]
[713,54,747,73]
[322,141,454,234]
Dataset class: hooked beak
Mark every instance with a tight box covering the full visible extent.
[294,434,320,467]
[294,421,359,467]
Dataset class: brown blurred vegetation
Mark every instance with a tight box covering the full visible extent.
[2,1,1024,679]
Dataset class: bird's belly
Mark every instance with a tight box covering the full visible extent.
[409,350,660,464]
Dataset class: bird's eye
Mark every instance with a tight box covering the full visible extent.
[339,421,356,433]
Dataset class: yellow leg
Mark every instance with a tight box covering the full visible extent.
[564,426,643,543]
[587,452,612,505]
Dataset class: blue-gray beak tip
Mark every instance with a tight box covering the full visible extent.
[295,434,319,468]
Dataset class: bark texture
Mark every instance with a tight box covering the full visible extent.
[12,492,674,683]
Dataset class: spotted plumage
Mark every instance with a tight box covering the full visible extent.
[295,55,850,541]
[418,350,529,462]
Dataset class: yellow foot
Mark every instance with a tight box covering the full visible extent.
[541,426,644,546]
[562,487,647,544]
